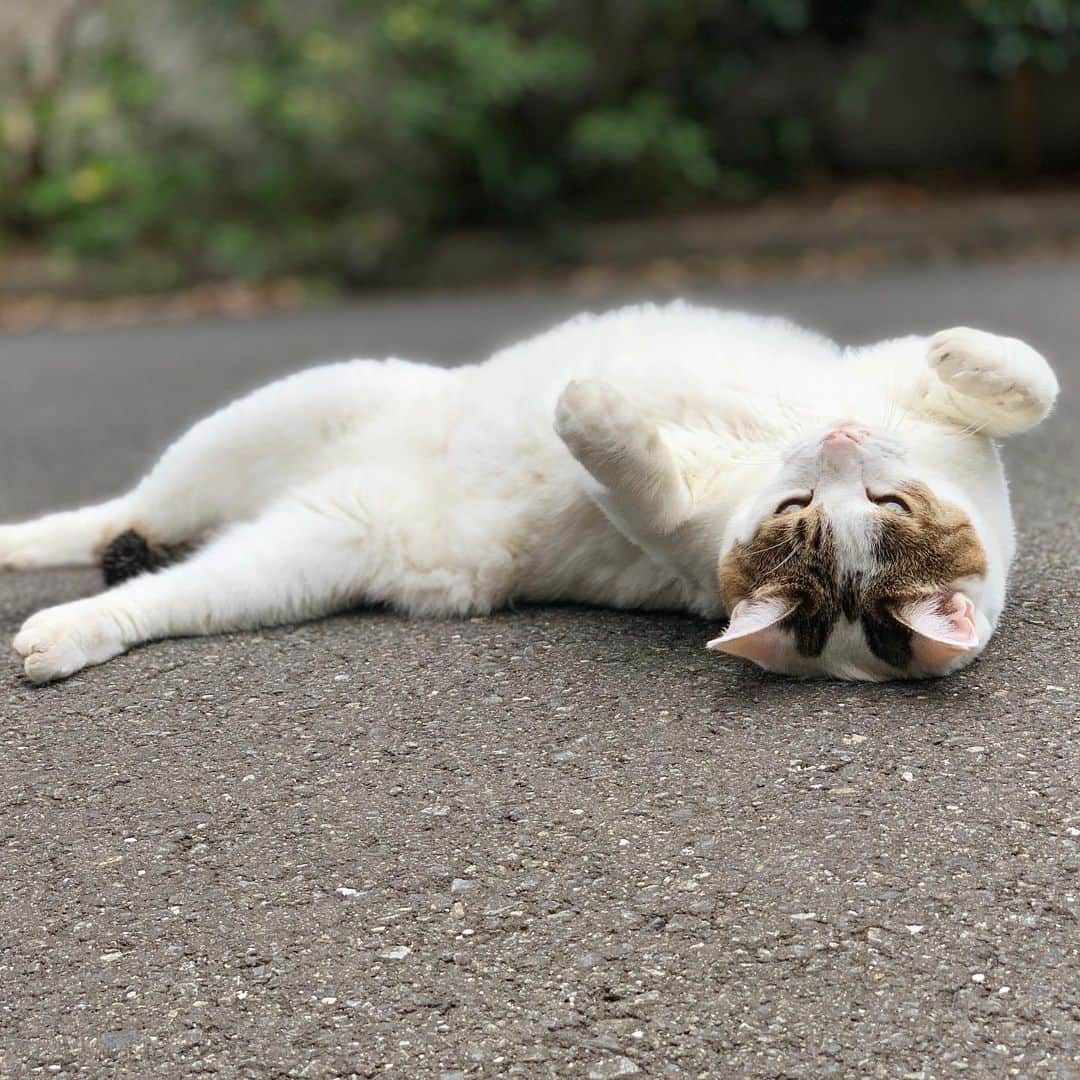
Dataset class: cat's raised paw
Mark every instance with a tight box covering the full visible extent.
[555,379,655,461]
[12,602,125,683]
[929,328,1027,405]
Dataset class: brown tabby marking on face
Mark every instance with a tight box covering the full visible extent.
[718,481,988,666]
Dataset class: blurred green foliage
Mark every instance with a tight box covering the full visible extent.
[953,0,1080,73]
[0,0,1078,285]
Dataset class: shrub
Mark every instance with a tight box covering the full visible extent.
[0,0,1077,285]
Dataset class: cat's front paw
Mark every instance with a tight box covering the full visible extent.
[555,379,655,462]
[927,328,1057,432]
[12,601,126,683]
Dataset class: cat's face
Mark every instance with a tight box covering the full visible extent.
[710,422,991,680]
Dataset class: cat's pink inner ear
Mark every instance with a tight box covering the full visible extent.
[892,591,979,668]
[707,596,796,668]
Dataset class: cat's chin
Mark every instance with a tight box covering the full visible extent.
[711,650,970,682]
[706,599,987,681]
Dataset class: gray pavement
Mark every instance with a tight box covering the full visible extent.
[0,264,1077,1078]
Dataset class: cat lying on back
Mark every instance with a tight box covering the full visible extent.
[1,304,1058,682]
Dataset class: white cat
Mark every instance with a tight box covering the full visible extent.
[1,303,1058,683]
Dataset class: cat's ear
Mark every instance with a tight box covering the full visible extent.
[891,591,979,668]
[707,596,797,668]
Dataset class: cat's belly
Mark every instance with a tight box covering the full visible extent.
[506,490,711,615]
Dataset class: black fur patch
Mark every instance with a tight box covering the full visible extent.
[787,607,834,658]
[102,529,174,587]
[862,610,914,669]
[783,571,865,659]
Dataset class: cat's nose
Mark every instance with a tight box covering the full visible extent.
[824,422,869,446]
[825,429,858,446]
[819,422,869,480]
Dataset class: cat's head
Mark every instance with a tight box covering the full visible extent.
[709,421,1001,680]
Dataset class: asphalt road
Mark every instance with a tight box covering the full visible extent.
[0,263,1077,1079]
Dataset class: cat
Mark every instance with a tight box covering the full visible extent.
[0,303,1058,683]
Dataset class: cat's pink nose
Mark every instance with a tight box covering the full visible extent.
[825,429,857,446]
[824,422,869,445]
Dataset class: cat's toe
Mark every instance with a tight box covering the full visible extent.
[930,327,993,379]
[14,617,88,683]
[557,378,625,426]
[555,379,650,455]
[13,604,124,683]
[928,328,1025,402]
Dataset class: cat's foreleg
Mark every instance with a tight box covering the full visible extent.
[921,327,1058,436]
[11,497,368,683]
[554,378,693,546]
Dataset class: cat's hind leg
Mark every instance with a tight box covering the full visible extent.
[0,471,213,575]
[1,359,405,575]
[12,466,513,683]
[855,328,1057,438]
[0,498,132,570]
[0,380,280,572]
[0,396,274,575]
[12,491,371,682]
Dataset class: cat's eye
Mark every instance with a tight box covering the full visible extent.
[873,494,910,513]
[775,496,811,515]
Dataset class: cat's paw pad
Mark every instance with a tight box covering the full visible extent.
[13,615,91,683]
[928,328,1032,409]
[555,379,652,456]
[13,604,123,683]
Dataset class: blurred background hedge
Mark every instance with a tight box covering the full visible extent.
[1,0,1078,288]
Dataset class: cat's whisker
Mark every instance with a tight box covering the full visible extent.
[770,542,800,573]
[946,419,991,441]
[890,398,912,429]
[881,387,915,435]
[746,535,796,557]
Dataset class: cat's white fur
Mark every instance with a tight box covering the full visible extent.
[1,303,1057,683]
